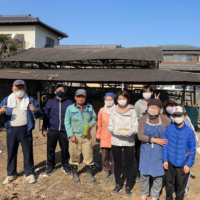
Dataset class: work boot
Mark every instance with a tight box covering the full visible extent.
[111,183,123,195]
[125,186,132,198]
[85,165,96,183]
[70,165,80,183]
[111,173,115,182]
[102,171,110,180]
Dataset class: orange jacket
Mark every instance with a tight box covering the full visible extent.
[96,107,112,148]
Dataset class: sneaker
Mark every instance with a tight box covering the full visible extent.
[102,171,110,180]
[125,186,132,198]
[111,173,115,182]
[139,196,147,200]
[2,175,17,185]
[151,198,157,200]
[63,166,71,175]
[135,174,140,183]
[26,174,36,184]
[111,184,123,195]
[45,167,55,176]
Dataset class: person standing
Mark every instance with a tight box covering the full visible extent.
[108,91,138,199]
[134,85,158,182]
[96,92,116,182]
[162,99,200,196]
[0,80,43,185]
[138,99,171,200]
[42,83,73,176]
[163,106,196,200]
[65,89,97,183]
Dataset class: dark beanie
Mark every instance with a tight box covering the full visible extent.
[148,99,162,109]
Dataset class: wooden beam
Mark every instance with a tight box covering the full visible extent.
[194,86,196,104]
[182,86,186,106]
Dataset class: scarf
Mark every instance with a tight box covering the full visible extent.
[104,104,116,115]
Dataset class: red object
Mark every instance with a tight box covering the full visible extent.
[187,152,190,155]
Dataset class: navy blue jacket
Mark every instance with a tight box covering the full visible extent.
[0,96,43,135]
[162,123,196,168]
[42,96,73,132]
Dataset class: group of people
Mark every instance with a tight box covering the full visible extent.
[0,80,198,200]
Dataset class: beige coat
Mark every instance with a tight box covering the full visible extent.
[108,105,138,146]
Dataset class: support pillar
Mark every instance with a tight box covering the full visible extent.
[182,86,186,106]
[36,81,42,131]
[194,86,196,105]
[101,83,104,101]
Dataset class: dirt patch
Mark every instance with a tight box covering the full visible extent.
[0,127,200,200]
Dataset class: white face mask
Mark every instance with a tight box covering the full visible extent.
[118,100,127,107]
[105,100,114,107]
[148,108,159,116]
[15,91,25,98]
[174,117,185,124]
[143,93,151,100]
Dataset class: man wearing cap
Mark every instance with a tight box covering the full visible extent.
[65,89,97,183]
[0,80,43,185]
[163,106,196,200]
[42,83,73,176]
[138,99,171,200]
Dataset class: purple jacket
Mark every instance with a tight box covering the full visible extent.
[42,96,73,132]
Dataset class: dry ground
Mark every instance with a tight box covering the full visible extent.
[0,126,200,200]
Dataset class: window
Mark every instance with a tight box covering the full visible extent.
[173,54,179,62]
[180,54,192,62]
[197,55,200,63]
[163,54,192,62]
[6,34,11,38]
[167,54,173,61]
[15,34,24,41]
[163,55,167,61]
[46,37,54,47]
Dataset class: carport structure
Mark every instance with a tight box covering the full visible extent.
[0,46,200,108]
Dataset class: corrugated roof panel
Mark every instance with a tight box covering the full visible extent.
[0,68,199,84]
[1,46,163,62]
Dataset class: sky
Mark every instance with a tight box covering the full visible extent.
[1,0,200,47]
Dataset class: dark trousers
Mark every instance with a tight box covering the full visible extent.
[112,145,135,186]
[102,148,114,173]
[135,135,141,172]
[7,126,34,176]
[165,162,189,200]
[47,129,70,169]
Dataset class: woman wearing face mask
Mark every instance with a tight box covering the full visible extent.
[163,99,200,196]
[134,86,159,183]
[108,91,138,199]
[138,99,171,200]
[96,92,116,182]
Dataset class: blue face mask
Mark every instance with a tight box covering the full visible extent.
[166,107,173,115]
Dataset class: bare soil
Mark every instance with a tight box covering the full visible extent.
[0,126,200,200]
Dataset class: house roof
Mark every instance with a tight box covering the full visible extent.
[159,64,200,72]
[0,14,68,38]
[0,68,199,85]
[160,45,200,51]
[1,46,163,63]
[53,45,122,49]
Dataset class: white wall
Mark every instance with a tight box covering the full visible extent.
[0,25,35,49]
[35,25,59,48]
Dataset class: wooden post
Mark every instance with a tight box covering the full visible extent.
[194,86,196,105]
[36,81,42,131]
[182,86,186,106]
[101,83,104,101]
